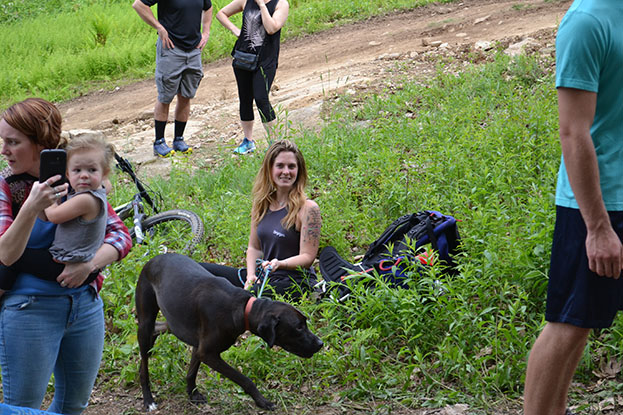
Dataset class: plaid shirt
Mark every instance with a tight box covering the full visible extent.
[0,179,12,238]
[0,176,132,290]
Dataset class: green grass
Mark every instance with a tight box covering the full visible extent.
[87,51,621,412]
[0,0,453,110]
[3,47,622,412]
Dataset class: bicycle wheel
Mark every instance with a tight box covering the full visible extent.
[130,209,205,254]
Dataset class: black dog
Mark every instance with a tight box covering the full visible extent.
[135,253,324,411]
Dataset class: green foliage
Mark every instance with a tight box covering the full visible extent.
[5,49,621,412]
[0,0,451,109]
[0,0,126,24]
[90,13,112,47]
[91,51,623,413]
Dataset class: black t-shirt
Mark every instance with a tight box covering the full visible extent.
[141,0,212,51]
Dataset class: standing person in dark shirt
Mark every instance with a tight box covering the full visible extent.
[216,0,289,155]
[201,140,321,300]
[133,0,213,157]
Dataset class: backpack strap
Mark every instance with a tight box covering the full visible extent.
[424,214,439,252]
[363,213,416,258]
[319,246,361,283]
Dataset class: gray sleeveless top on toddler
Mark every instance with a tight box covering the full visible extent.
[49,187,107,263]
[256,207,315,282]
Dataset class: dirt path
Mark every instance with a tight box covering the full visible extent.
[73,0,572,413]
[58,0,570,178]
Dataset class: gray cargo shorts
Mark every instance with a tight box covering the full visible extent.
[155,38,204,104]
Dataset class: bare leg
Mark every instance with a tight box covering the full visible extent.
[175,94,191,123]
[241,120,254,141]
[154,100,170,123]
[524,322,590,415]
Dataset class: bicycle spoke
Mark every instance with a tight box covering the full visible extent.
[129,209,204,255]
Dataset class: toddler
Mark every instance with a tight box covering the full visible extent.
[0,135,115,294]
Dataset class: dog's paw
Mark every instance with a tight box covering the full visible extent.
[256,398,276,411]
[189,390,207,404]
[144,401,158,412]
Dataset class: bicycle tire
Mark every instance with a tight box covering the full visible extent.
[129,209,204,254]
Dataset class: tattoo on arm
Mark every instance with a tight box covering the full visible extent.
[304,205,321,243]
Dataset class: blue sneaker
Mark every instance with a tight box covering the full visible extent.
[173,136,192,154]
[233,138,256,155]
[153,138,175,158]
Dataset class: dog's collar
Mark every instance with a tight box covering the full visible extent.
[244,296,256,331]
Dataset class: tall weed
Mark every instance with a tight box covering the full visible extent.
[1,0,452,109]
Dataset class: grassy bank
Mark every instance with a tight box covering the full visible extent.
[0,0,451,109]
[92,51,623,413]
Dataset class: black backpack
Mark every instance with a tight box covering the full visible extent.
[318,211,461,300]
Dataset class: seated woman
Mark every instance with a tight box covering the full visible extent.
[201,139,321,300]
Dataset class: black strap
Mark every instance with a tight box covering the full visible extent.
[424,215,439,252]
[319,246,359,283]
[5,172,37,184]
[365,214,413,256]
[82,269,101,287]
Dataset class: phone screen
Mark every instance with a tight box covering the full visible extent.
[39,149,67,187]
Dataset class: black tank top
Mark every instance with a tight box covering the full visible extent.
[234,0,281,69]
[256,207,313,281]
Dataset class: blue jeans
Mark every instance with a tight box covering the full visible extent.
[0,288,104,414]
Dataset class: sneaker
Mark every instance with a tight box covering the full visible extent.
[233,138,256,155]
[173,136,192,154]
[153,138,175,158]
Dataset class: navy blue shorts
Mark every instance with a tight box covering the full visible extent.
[546,206,623,328]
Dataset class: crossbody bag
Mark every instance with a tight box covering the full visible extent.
[232,48,261,71]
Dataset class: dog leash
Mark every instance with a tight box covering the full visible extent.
[257,264,271,298]
[239,259,272,298]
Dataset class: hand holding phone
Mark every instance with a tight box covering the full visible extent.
[39,149,67,187]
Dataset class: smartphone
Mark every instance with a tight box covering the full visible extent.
[39,149,67,187]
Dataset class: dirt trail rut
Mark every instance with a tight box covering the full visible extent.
[58,0,570,177]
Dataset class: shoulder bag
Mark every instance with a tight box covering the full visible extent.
[232,48,260,71]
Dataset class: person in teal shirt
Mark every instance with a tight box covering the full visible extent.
[524,1,623,414]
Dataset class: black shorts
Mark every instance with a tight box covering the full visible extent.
[546,206,623,328]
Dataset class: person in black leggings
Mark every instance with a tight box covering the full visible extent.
[216,0,289,154]
[200,140,321,300]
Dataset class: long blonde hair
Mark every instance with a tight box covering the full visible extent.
[251,140,308,229]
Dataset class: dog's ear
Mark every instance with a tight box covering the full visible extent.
[257,315,278,348]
